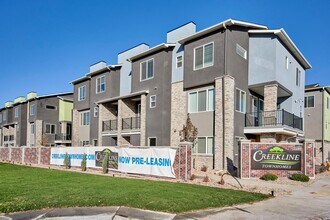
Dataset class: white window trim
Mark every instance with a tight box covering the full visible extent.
[296,68,301,87]
[148,137,157,146]
[188,87,215,113]
[94,107,99,117]
[2,111,7,121]
[78,85,86,101]
[150,95,156,108]
[140,58,154,81]
[235,88,246,113]
[80,111,90,126]
[304,95,315,109]
[14,107,19,118]
[30,123,35,135]
[96,75,106,94]
[45,123,56,134]
[286,56,289,70]
[193,136,214,155]
[236,44,247,60]
[30,104,36,116]
[176,55,183,69]
[193,42,214,71]
[327,97,330,110]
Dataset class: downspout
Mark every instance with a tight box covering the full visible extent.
[322,89,325,164]
[222,23,228,170]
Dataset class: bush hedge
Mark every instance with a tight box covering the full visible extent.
[260,173,278,181]
[289,173,309,182]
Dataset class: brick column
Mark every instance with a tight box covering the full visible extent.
[174,142,192,180]
[214,75,235,171]
[117,100,123,146]
[264,84,278,112]
[170,81,187,146]
[35,120,43,147]
[98,104,104,146]
[0,128,2,146]
[72,109,79,146]
[140,94,147,146]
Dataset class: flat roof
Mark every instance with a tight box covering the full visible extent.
[128,43,176,62]
[96,90,149,104]
[178,18,267,44]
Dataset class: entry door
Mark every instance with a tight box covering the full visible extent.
[66,123,72,135]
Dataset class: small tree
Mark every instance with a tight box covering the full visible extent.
[102,152,109,174]
[64,152,70,169]
[81,154,87,171]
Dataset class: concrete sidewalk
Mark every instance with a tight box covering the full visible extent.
[1,174,329,220]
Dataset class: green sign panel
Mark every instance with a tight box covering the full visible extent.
[251,146,301,170]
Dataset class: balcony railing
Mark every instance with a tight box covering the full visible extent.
[122,117,140,130]
[55,134,72,141]
[102,120,118,132]
[245,109,303,131]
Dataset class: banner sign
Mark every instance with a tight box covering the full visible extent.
[251,146,301,170]
[50,147,176,178]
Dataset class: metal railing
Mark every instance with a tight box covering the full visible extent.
[102,120,118,131]
[55,134,72,141]
[122,117,140,130]
[245,109,303,130]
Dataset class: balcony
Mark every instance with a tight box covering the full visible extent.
[102,120,118,132]
[55,134,72,143]
[122,117,140,130]
[244,110,303,136]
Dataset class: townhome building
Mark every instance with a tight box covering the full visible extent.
[304,84,330,165]
[71,18,311,173]
[0,92,73,147]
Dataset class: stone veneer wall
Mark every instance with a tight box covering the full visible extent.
[173,143,192,180]
[314,141,330,165]
[214,75,235,170]
[0,147,51,165]
[240,141,315,179]
[140,94,146,146]
[170,81,186,147]
[98,103,117,146]
[72,109,79,146]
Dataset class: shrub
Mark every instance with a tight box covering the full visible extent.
[318,164,327,173]
[81,154,87,172]
[203,175,210,182]
[290,173,309,182]
[260,173,278,181]
[201,165,208,172]
[64,153,70,169]
[190,174,196,180]
[102,153,109,174]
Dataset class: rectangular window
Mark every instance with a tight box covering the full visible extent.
[30,123,35,134]
[296,68,301,86]
[46,105,56,110]
[140,59,154,81]
[327,97,330,110]
[80,141,90,146]
[194,42,214,70]
[188,88,214,113]
[235,89,246,113]
[30,104,36,116]
[78,85,86,101]
[80,111,90,126]
[195,137,214,154]
[96,76,106,93]
[286,56,289,70]
[150,95,156,108]
[148,137,157,146]
[94,107,99,117]
[14,108,19,118]
[45,124,56,134]
[176,55,183,68]
[0,114,2,123]
[3,111,7,121]
[304,96,315,108]
[236,44,247,59]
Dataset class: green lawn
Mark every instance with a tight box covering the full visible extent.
[0,163,270,213]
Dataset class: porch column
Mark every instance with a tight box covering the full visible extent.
[117,99,123,146]
[140,94,147,146]
[72,109,79,146]
[98,104,104,146]
[261,84,278,143]
[264,84,278,112]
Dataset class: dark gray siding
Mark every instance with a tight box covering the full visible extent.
[183,30,225,89]
[74,80,91,111]
[304,90,323,140]
[131,49,173,146]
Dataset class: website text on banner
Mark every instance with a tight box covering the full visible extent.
[50,147,177,178]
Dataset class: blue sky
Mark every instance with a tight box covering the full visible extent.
[0,0,328,105]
